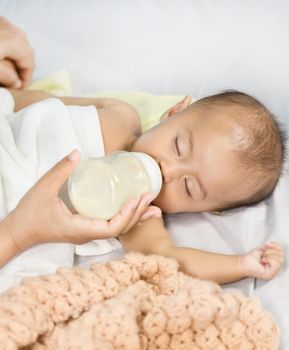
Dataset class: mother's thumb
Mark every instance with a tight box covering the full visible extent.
[37,149,80,194]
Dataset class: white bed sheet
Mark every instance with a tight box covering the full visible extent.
[0,0,288,347]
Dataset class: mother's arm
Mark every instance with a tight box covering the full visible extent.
[0,150,154,268]
[0,220,20,267]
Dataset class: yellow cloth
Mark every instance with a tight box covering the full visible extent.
[28,71,187,131]
[28,70,72,96]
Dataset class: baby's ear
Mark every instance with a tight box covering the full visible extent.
[160,96,192,121]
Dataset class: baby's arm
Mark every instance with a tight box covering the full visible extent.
[8,89,138,115]
[8,89,141,154]
[120,217,284,284]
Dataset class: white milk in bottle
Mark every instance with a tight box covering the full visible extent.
[67,151,162,220]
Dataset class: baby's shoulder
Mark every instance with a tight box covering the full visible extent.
[98,101,141,154]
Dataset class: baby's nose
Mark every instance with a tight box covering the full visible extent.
[159,159,180,183]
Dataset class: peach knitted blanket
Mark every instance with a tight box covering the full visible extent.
[0,253,279,349]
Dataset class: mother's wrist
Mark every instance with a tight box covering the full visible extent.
[2,211,36,252]
[1,215,23,251]
[0,219,22,267]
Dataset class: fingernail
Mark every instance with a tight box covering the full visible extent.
[142,212,162,221]
[67,149,79,162]
[13,79,22,89]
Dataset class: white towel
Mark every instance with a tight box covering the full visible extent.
[0,89,120,293]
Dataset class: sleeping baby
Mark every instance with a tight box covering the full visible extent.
[2,88,285,285]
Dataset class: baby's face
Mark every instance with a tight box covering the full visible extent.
[131,106,249,213]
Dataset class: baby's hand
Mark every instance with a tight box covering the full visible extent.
[243,241,284,280]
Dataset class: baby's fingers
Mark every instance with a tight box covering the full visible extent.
[262,242,283,259]
[263,242,283,257]
[265,241,283,252]
[261,254,283,266]
[262,250,284,265]
[261,254,283,279]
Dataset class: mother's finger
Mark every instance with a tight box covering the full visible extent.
[122,193,154,233]
[4,36,35,87]
[34,149,80,198]
[71,197,141,241]
[140,205,162,221]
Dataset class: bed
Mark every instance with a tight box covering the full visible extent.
[0,0,288,348]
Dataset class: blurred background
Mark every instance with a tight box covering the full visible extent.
[0,0,288,125]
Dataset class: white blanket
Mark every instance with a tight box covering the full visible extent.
[0,89,117,292]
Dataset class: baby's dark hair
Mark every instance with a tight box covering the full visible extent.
[192,90,288,210]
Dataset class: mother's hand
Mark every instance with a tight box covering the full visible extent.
[0,17,34,88]
[4,150,161,251]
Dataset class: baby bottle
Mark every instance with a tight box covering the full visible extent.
[67,151,162,220]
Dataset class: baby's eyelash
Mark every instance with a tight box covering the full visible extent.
[184,178,191,197]
[172,136,180,156]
